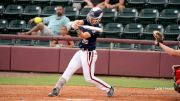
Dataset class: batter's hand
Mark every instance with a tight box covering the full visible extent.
[71,20,83,30]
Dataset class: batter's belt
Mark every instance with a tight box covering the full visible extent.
[80,48,94,51]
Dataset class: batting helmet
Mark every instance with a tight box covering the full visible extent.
[87,7,103,25]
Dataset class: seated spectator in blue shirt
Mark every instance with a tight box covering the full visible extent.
[18,6,70,36]
[105,0,125,11]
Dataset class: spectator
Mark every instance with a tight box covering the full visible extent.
[84,0,105,9]
[18,6,70,36]
[104,0,125,11]
[50,26,74,48]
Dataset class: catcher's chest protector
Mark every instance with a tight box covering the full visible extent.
[175,70,180,82]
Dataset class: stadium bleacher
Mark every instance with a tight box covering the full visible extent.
[40,6,56,17]
[103,23,123,38]
[142,24,164,40]
[78,7,91,19]
[121,23,143,39]
[101,8,117,25]
[0,19,8,33]
[7,19,26,34]
[22,5,41,20]
[64,6,79,21]
[137,8,159,25]
[164,24,180,40]
[0,0,179,50]
[116,8,138,25]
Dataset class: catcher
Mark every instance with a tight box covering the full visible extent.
[153,31,180,56]
[153,31,180,93]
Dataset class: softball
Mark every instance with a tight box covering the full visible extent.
[34,17,42,24]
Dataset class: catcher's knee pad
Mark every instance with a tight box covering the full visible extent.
[172,65,180,93]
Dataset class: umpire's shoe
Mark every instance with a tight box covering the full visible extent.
[107,86,114,97]
[48,88,60,97]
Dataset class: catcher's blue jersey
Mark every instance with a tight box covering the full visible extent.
[79,19,101,51]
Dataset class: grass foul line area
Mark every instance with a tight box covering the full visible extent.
[0,72,173,89]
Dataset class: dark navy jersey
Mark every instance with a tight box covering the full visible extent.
[79,19,101,51]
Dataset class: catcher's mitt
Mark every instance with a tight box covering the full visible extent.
[153,31,164,46]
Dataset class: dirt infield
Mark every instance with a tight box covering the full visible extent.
[0,85,179,101]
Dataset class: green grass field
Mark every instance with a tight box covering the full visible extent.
[0,74,174,89]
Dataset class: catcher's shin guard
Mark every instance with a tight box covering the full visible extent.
[174,81,180,93]
[172,65,180,93]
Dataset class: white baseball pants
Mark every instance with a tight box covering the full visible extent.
[62,50,111,92]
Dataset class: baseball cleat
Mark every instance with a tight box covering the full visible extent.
[48,88,60,97]
[107,86,114,97]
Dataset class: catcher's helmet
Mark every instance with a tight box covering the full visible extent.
[87,7,103,25]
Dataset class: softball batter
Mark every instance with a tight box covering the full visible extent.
[48,7,114,97]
